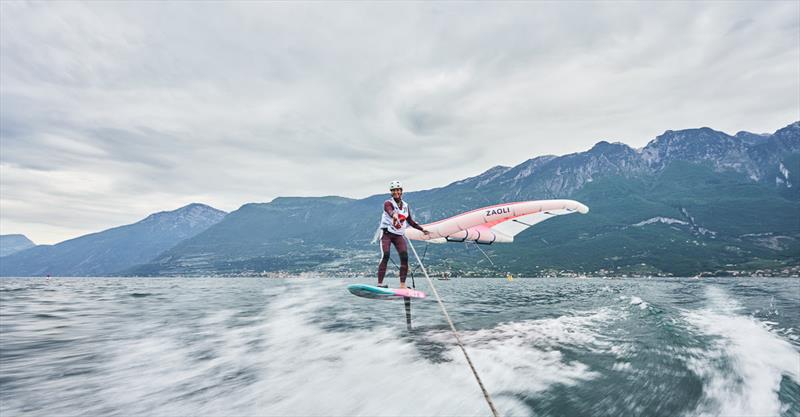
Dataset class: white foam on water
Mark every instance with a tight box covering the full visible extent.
[612,362,633,372]
[619,295,649,310]
[683,286,800,417]
[81,281,517,416]
[85,281,626,416]
[425,308,626,394]
[628,296,648,310]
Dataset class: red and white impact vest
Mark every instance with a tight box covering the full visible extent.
[380,199,410,235]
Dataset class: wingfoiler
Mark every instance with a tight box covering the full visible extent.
[349,198,590,416]
[353,199,589,300]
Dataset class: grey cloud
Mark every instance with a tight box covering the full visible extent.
[727,18,755,34]
[400,107,453,137]
[1,1,798,243]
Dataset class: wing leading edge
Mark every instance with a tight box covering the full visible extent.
[405,200,589,244]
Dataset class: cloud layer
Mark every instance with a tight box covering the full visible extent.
[1,1,798,243]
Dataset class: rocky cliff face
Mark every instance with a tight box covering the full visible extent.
[469,122,798,198]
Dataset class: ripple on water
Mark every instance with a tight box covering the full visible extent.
[0,277,797,417]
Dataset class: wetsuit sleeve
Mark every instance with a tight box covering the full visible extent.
[406,210,425,231]
[384,201,394,216]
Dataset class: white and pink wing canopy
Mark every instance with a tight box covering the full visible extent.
[405,200,589,244]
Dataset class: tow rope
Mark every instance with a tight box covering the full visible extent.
[406,238,500,417]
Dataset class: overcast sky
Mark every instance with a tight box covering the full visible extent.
[1,1,798,244]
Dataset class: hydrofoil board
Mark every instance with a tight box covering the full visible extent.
[347,284,426,300]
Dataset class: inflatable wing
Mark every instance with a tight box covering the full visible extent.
[405,200,589,244]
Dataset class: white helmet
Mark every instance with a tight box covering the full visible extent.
[389,180,402,190]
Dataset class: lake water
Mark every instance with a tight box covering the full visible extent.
[1,277,798,416]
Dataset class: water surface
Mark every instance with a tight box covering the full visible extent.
[1,277,798,416]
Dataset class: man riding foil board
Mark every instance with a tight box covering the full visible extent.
[376,180,429,289]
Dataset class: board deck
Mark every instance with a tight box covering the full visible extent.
[347,284,427,300]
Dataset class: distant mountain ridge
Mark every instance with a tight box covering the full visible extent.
[0,204,226,276]
[460,122,799,201]
[3,122,797,277]
[0,234,35,257]
[129,121,799,277]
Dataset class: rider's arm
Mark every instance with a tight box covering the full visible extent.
[406,210,426,232]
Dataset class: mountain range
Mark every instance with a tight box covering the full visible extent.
[134,121,799,277]
[0,204,226,276]
[2,121,798,277]
[0,234,35,257]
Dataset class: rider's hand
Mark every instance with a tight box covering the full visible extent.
[423,229,431,236]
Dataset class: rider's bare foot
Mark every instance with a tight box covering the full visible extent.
[399,283,407,289]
